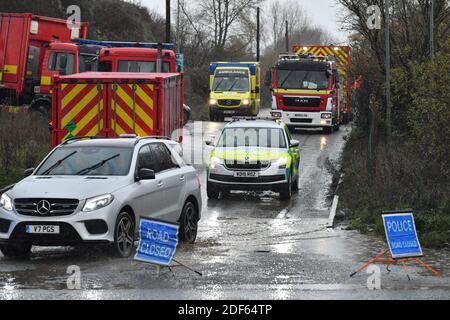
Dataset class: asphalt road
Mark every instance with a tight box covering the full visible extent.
[0,112,449,299]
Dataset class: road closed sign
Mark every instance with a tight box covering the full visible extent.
[135,218,179,266]
[382,212,423,259]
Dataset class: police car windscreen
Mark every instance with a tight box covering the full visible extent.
[213,69,250,92]
[217,128,287,148]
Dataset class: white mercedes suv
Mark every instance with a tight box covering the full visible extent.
[0,136,202,258]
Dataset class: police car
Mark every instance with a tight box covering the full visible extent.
[206,117,300,200]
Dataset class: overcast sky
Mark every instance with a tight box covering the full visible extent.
[140,0,351,43]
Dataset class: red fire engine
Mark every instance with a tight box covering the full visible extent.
[270,45,351,133]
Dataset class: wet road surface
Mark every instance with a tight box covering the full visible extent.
[1,111,449,299]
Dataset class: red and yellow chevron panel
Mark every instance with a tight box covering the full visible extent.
[58,83,105,142]
[109,83,156,137]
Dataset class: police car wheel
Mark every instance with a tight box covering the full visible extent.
[179,202,198,243]
[292,175,299,191]
[0,243,32,257]
[280,173,292,200]
[207,181,220,199]
[113,212,135,258]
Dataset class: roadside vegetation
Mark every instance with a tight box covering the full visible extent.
[0,112,51,189]
[0,0,333,189]
[337,0,450,248]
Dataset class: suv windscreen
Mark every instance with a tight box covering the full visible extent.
[217,127,287,148]
[36,146,133,176]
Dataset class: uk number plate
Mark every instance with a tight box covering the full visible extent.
[26,225,60,234]
[234,171,259,178]
[295,114,308,118]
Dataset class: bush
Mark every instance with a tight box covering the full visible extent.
[0,111,51,188]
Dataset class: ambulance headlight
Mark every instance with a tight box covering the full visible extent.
[242,99,250,105]
[209,99,217,105]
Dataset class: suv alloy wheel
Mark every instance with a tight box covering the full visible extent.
[113,212,135,258]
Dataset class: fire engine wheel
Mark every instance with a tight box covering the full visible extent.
[30,101,51,118]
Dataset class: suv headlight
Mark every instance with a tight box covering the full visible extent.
[275,157,288,169]
[210,156,224,169]
[82,194,114,212]
[0,193,13,211]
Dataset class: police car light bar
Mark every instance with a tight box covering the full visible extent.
[72,39,174,50]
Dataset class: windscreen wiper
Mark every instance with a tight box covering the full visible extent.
[279,71,293,89]
[76,154,120,176]
[227,79,239,91]
[41,151,78,175]
[213,78,225,91]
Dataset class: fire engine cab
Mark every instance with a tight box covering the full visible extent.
[270,53,342,133]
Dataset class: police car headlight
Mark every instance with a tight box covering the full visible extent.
[242,99,250,105]
[210,156,224,169]
[209,99,217,105]
[0,193,13,211]
[275,158,288,169]
[83,194,114,212]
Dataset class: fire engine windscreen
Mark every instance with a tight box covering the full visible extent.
[217,128,287,148]
[276,61,329,90]
[212,69,250,92]
[118,60,171,73]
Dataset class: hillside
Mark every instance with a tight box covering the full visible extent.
[0,0,166,42]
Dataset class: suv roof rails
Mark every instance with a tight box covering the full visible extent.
[62,136,106,145]
[134,136,172,145]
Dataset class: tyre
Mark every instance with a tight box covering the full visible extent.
[292,174,299,191]
[179,201,198,243]
[0,243,32,257]
[30,101,51,118]
[323,126,333,134]
[113,211,135,258]
[342,113,349,124]
[207,181,220,199]
[279,172,292,200]
[209,110,216,122]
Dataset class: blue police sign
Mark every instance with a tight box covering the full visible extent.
[382,213,422,259]
[134,218,179,266]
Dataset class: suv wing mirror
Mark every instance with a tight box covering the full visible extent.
[24,168,35,177]
[136,168,155,181]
